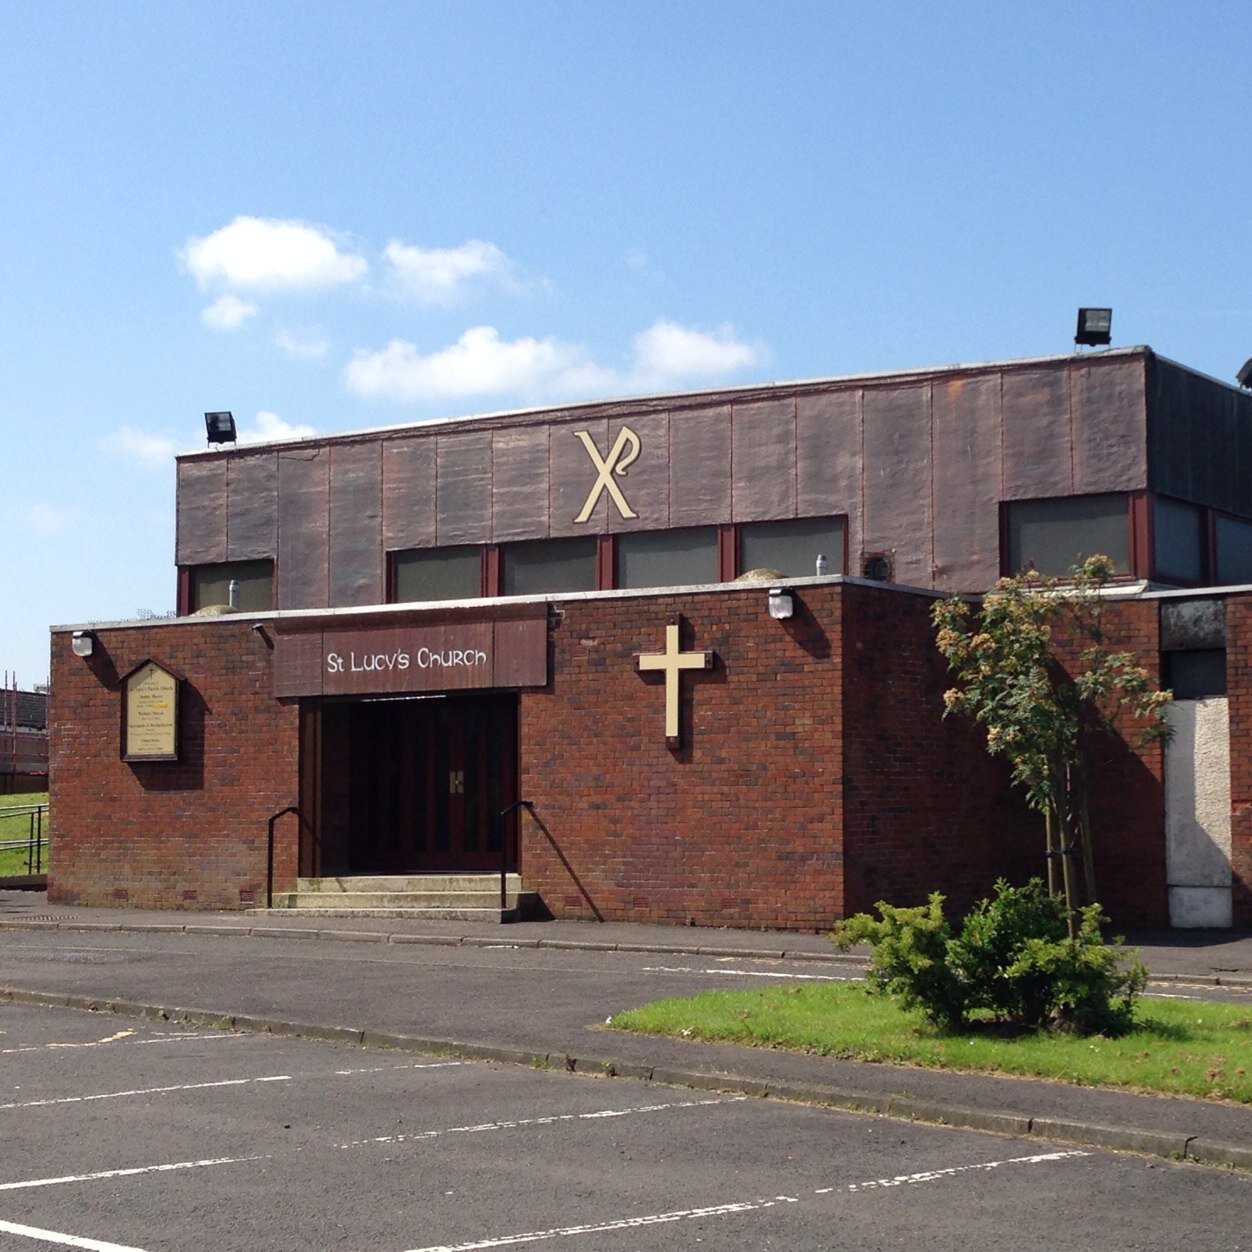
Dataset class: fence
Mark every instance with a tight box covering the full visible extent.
[0,802,48,877]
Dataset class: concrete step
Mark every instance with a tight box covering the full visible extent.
[295,874,520,894]
[256,874,541,922]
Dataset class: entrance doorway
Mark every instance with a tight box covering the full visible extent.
[305,694,519,876]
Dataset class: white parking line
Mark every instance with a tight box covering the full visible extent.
[1,1031,247,1056]
[0,1217,148,1250]
[0,1075,293,1111]
[403,1149,1092,1251]
[0,1096,743,1193]
[642,965,853,982]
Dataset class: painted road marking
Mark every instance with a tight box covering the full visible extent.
[643,964,853,982]
[1,1031,247,1056]
[1,1061,462,1110]
[0,1075,293,1111]
[0,1096,744,1193]
[404,1150,1092,1251]
[0,1154,271,1193]
[0,1217,148,1250]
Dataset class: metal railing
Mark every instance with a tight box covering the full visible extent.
[266,806,302,909]
[498,800,533,910]
[0,802,48,876]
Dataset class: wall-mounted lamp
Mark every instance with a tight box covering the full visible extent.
[71,630,95,658]
[1237,359,1252,390]
[768,588,794,620]
[1075,307,1112,347]
[251,622,274,649]
[204,410,237,446]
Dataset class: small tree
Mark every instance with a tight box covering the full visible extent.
[931,556,1172,933]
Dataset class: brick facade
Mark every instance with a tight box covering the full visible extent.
[49,619,299,910]
[49,580,1187,930]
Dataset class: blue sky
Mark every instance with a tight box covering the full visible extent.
[3,2,1250,688]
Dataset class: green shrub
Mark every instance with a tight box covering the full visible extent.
[831,879,1146,1036]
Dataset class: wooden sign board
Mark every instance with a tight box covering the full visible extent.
[122,661,180,762]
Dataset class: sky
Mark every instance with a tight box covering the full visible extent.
[3,1,1251,689]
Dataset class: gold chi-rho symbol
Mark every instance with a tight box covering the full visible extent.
[572,426,641,523]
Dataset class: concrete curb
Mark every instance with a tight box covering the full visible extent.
[1,983,1246,1175]
[3,915,1248,988]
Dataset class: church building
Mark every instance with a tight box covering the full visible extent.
[48,345,1252,930]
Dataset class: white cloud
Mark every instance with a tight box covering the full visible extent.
[631,320,765,384]
[200,294,258,330]
[181,216,367,292]
[237,410,317,444]
[344,320,764,404]
[24,505,73,536]
[274,329,331,360]
[345,326,614,402]
[383,239,513,303]
[100,425,177,470]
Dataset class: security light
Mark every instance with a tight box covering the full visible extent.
[71,630,94,658]
[1237,359,1252,390]
[1075,308,1112,347]
[767,588,794,620]
[204,411,237,446]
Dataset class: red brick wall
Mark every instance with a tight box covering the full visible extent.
[839,583,1039,919]
[1076,598,1169,929]
[1224,597,1252,928]
[519,585,845,930]
[49,621,299,910]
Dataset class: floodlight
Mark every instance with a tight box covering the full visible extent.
[1237,359,1252,390]
[1075,308,1112,347]
[204,411,237,446]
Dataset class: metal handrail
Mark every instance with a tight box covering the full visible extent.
[266,806,301,909]
[0,803,47,875]
[498,800,533,910]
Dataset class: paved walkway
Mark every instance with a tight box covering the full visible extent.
[1,890,1249,1172]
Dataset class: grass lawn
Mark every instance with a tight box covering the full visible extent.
[0,791,48,876]
[608,981,1252,1104]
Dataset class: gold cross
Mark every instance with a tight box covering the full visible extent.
[637,621,714,744]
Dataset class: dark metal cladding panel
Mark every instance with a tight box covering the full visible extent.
[862,383,933,587]
[226,452,278,560]
[1146,357,1195,502]
[277,448,330,609]
[797,388,863,559]
[1071,358,1148,494]
[492,425,552,542]
[176,459,229,565]
[606,410,670,534]
[931,375,1003,591]
[491,618,549,686]
[668,405,732,526]
[436,431,494,545]
[549,416,607,537]
[272,630,326,698]
[1160,598,1226,651]
[382,437,437,551]
[731,398,797,522]
[329,442,383,607]
[1001,367,1073,500]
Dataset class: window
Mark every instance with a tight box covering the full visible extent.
[1153,497,1204,585]
[502,536,597,596]
[1164,649,1226,699]
[617,527,718,589]
[1216,515,1252,585]
[740,517,845,577]
[1005,494,1129,576]
[188,560,273,612]
[392,546,481,602]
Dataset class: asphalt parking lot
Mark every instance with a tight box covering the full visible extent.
[1,1000,1250,1252]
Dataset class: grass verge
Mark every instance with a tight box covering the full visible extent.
[0,792,48,876]
[608,982,1252,1103]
